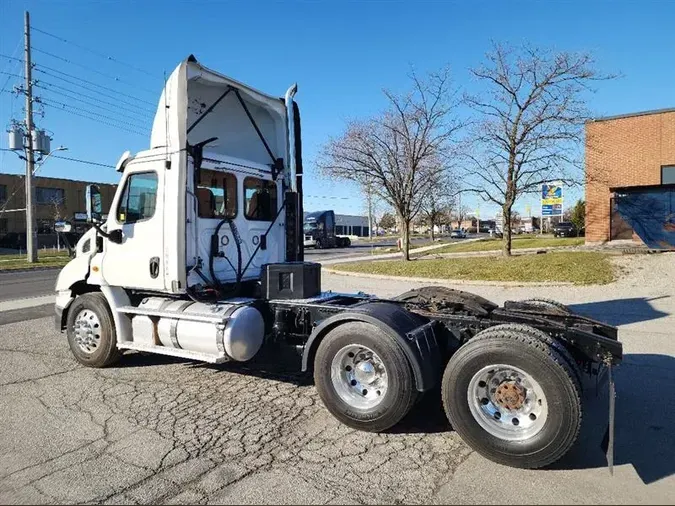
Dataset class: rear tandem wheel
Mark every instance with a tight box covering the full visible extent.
[442,325,582,469]
[313,321,417,432]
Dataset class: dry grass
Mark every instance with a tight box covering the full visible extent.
[332,251,615,285]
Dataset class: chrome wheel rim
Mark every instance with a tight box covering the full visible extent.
[72,309,102,354]
[330,344,388,410]
[468,364,548,441]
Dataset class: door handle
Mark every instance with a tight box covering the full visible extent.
[149,257,160,279]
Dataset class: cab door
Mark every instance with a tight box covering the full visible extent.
[101,166,165,290]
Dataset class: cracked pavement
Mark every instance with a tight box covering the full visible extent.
[1,253,674,504]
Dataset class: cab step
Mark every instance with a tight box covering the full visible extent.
[117,341,229,364]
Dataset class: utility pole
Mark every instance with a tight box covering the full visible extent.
[366,181,373,241]
[24,11,37,263]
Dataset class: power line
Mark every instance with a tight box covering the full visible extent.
[2,53,158,108]
[31,47,156,94]
[40,100,147,136]
[0,40,22,93]
[51,154,115,168]
[35,82,154,123]
[39,97,148,133]
[34,80,154,119]
[33,64,156,107]
[30,25,158,78]
[304,195,350,199]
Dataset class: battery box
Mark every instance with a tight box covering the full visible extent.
[261,262,321,300]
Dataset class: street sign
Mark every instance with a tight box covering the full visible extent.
[541,182,563,217]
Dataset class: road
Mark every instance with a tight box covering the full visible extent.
[0,269,58,302]
[0,252,673,504]
[0,235,464,301]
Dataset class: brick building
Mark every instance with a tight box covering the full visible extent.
[585,108,675,243]
[0,173,117,248]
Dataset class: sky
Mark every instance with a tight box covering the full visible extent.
[1,0,674,220]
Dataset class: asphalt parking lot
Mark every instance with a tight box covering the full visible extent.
[0,253,673,504]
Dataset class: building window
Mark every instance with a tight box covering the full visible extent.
[197,169,237,219]
[662,165,675,185]
[36,187,65,205]
[244,177,277,221]
[116,172,158,224]
[0,184,6,203]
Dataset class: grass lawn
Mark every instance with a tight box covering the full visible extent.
[425,235,585,255]
[332,251,615,285]
[0,251,70,271]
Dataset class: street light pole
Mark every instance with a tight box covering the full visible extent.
[24,11,37,262]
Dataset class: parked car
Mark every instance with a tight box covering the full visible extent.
[450,229,467,239]
[553,222,577,238]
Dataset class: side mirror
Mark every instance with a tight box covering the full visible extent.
[107,229,123,244]
[86,184,103,223]
[54,221,72,233]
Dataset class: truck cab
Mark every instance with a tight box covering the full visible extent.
[303,210,351,248]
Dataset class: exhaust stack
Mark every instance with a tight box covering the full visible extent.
[285,83,298,192]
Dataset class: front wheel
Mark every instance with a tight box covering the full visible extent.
[66,292,121,368]
[314,322,417,432]
[442,328,582,468]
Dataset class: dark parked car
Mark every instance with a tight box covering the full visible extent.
[553,222,577,238]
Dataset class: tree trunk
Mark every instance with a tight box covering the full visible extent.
[502,204,513,256]
[401,219,411,261]
[430,219,435,241]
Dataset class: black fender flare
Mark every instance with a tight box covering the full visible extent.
[301,301,441,392]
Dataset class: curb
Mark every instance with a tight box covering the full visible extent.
[322,267,575,287]
[320,238,482,265]
[0,265,63,274]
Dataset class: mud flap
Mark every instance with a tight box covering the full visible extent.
[600,364,616,475]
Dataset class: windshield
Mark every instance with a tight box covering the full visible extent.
[303,222,318,233]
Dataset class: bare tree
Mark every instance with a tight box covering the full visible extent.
[318,67,462,260]
[420,172,457,240]
[452,205,470,229]
[50,195,63,222]
[462,42,613,255]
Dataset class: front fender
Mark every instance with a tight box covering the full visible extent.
[55,254,91,292]
[301,301,442,392]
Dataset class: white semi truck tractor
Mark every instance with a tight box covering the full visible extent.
[55,55,623,470]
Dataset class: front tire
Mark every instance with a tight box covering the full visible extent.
[314,322,417,432]
[66,292,121,368]
[442,327,582,468]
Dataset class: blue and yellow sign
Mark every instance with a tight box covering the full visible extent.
[541,183,563,216]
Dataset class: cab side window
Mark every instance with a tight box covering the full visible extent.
[116,172,158,224]
[197,169,237,219]
[244,177,277,221]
